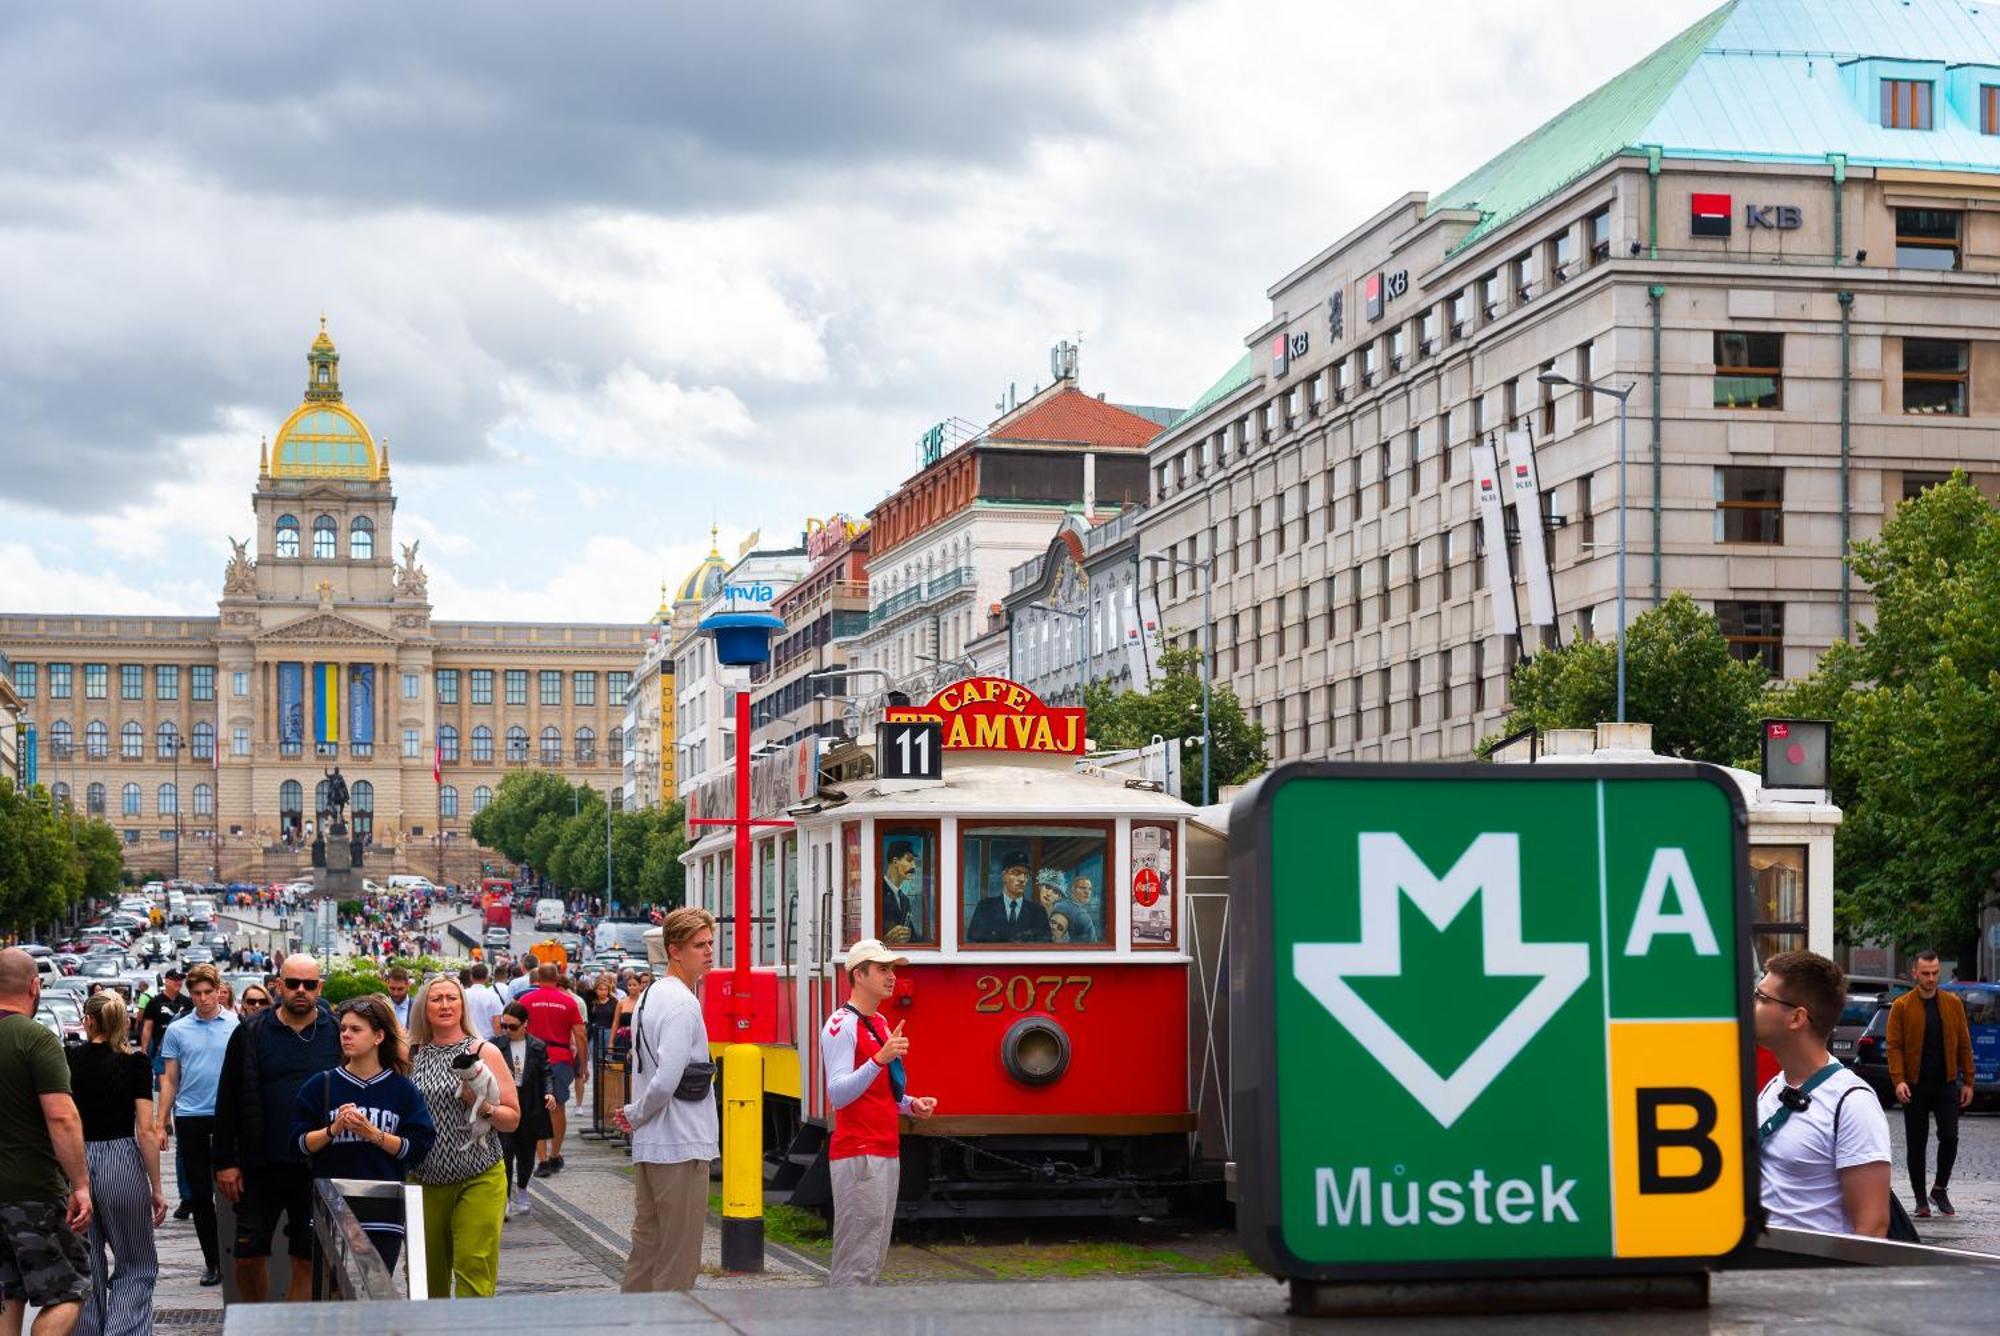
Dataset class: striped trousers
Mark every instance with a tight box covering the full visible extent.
[79,1137,156,1336]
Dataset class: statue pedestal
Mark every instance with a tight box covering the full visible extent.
[315,823,363,901]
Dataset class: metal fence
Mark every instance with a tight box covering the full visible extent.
[309,1177,429,1301]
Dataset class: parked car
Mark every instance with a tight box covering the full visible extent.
[38,996,85,1046]
[181,946,214,967]
[1832,976,1909,1068]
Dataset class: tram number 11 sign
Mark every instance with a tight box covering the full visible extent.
[1229,763,1755,1283]
[878,720,944,782]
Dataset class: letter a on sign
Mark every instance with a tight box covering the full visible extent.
[1622,848,1720,957]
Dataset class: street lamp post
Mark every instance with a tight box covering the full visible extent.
[1538,372,1637,723]
[1141,552,1214,806]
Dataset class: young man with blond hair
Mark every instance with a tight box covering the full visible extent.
[614,907,717,1293]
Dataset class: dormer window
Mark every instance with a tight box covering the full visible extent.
[1984,85,2000,134]
[1882,78,1933,129]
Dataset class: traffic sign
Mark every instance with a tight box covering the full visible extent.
[1230,763,1754,1283]
[878,719,944,781]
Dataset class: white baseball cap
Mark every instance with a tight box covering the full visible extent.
[844,939,909,974]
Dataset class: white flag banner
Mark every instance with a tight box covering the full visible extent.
[1471,440,1520,638]
[1503,429,1558,627]
[1124,585,1165,691]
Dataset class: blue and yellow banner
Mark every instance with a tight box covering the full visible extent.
[278,663,304,746]
[313,662,341,745]
[349,664,375,746]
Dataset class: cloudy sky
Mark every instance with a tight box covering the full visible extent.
[0,0,1718,623]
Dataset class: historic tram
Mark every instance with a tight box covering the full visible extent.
[677,678,1231,1217]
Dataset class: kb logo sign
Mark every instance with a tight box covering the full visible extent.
[1230,764,1754,1282]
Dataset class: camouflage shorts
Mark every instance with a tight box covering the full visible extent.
[0,1199,89,1308]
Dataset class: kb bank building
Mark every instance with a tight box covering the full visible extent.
[1140,0,2000,763]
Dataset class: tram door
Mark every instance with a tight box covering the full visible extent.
[800,827,832,1124]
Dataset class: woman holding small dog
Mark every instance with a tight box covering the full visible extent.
[407,975,520,1297]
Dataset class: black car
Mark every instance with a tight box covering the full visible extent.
[1851,1002,1896,1105]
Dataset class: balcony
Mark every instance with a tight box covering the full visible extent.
[926,564,973,599]
[871,585,925,627]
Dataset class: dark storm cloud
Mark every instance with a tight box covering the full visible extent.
[0,1,1176,214]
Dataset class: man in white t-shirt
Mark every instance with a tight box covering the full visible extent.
[1753,950,1891,1236]
[464,962,506,1039]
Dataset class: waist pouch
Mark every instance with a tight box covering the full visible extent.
[674,1061,716,1101]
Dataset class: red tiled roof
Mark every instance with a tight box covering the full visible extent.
[987,387,1160,450]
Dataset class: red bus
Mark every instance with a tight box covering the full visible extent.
[480,879,515,929]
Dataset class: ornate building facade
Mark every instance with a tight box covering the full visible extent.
[1,326,647,882]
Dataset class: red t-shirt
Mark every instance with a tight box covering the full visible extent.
[822,1007,903,1160]
[522,986,584,1063]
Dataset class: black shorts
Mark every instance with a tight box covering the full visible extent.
[234,1162,315,1260]
[0,1199,90,1307]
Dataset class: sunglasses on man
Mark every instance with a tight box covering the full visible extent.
[281,977,321,992]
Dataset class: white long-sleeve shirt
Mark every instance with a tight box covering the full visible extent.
[622,976,718,1165]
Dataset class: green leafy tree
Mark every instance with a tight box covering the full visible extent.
[468,770,580,866]
[1765,473,2000,955]
[74,820,125,905]
[0,780,85,938]
[1083,646,1267,806]
[1492,592,1767,765]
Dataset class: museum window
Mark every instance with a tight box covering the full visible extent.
[120,721,141,760]
[232,671,248,697]
[439,785,459,819]
[157,783,177,816]
[8,661,32,700]
[313,515,337,560]
[156,665,180,701]
[193,783,214,818]
[232,727,250,757]
[279,780,304,836]
[191,665,214,701]
[1717,600,1784,675]
[1714,466,1784,543]
[540,670,562,706]
[607,728,624,765]
[49,721,74,760]
[276,515,300,559]
[959,819,1110,948]
[540,726,562,764]
[470,669,493,705]
[507,726,529,763]
[471,724,493,762]
[349,515,374,560]
[121,783,140,817]
[1751,845,1808,960]
[1881,78,1934,130]
[191,722,214,761]
[574,727,595,763]
[156,721,179,760]
[402,728,420,759]
[1894,208,1960,270]
[86,783,104,818]
[437,725,459,763]
[473,785,493,814]
[402,672,420,700]
[1904,338,1969,415]
[574,671,597,707]
[1714,332,1783,409]
[505,669,528,706]
[607,671,632,703]
[350,780,372,837]
[436,669,460,705]
[121,665,143,700]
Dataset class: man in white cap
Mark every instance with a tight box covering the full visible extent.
[821,939,936,1286]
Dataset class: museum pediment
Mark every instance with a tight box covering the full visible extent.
[253,611,397,645]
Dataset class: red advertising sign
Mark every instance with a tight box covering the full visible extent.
[1132,866,1163,907]
[884,676,1086,755]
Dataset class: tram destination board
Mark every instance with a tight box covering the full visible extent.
[1229,762,1755,1286]
[878,719,944,781]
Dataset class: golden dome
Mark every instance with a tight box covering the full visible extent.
[269,321,382,481]
[673,524,728,606]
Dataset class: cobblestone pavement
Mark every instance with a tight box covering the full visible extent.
[1885,1103,2000,1252]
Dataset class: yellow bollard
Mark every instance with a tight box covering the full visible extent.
[720,1042,764,1272]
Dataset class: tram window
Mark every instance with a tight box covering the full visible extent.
[1131,822,1176,949]
[961,822,1110,946]
[878,821,939,949]
[841,823,862,949]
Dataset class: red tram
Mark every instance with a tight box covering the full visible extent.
[677,679,1231,1217]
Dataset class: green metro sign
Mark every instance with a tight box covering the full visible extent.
[1230,764,1757,1282]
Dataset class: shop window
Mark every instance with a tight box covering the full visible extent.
[876,821,939,948]
[1714,331,1783,409]
[1751,845,1807,961]
[1714,466,1784,543]
[1895,208,1960,270]
[1881,78,1934,130]
[960,821,1109,947]
[1717,600,1784,675]
[1904,338,1968,415]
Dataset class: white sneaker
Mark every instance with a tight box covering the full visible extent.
[516,1193,531,1213]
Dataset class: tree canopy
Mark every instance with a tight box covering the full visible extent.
[468,770,687,907]
[1083,645,1268,805]
[0,778,105,939]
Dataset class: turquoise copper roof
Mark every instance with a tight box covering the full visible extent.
[1168,350,1256,430]
[1435,0,2000,252]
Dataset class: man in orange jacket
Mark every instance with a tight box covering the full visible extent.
[1885,951,1975,1218]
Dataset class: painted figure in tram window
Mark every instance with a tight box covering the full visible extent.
[879,839,923,946]
[1034,869,1066,923]
[1047,906,1076,944]
[1065,876,1098,943]
[966,851,1050,944]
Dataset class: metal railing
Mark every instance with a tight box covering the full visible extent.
[310,1177,428,1301]
[925,564,974,599]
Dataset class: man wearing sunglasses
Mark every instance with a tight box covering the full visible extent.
[211,954,341,1302]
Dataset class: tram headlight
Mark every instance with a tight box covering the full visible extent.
[1001,1015,1071,1087]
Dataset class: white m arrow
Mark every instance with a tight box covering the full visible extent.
[1294,832,1590,1129]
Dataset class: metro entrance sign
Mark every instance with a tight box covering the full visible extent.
[1231,763,1755,1290]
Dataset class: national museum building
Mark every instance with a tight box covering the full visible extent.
[0,326,647,881]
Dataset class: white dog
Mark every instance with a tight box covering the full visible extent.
[454,1047,503,1136]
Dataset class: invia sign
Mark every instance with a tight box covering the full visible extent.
[1230,764,1754,1281]
[722,582,775,607]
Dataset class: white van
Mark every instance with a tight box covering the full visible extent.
[534,898,567,931]
[187,899,214,929]
[386,876,437,893]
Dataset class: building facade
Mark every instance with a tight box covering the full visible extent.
[620,594,677,813]
[750,515,870,750]
[0,327,646,881]
[1001,508,1161,706]
[671,540,808,803]
[1139,0,2000,764]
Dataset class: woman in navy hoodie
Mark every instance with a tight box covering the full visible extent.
[291,995,436,1271]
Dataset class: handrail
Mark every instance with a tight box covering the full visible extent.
[1748,1224,1997,1268]
[310,1177,428,1301]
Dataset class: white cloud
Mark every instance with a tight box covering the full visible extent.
[496,363,755,464]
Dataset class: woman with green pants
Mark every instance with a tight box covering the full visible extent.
[407,975,521,1296]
